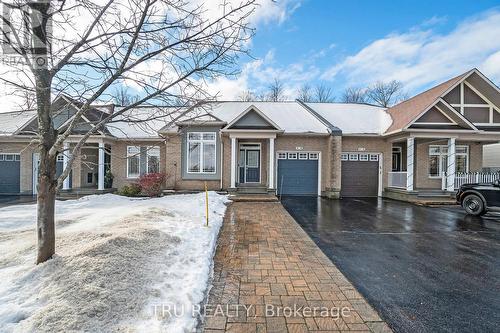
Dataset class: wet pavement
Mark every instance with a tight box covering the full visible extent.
[0,195,36,208]
[281,197,500,333]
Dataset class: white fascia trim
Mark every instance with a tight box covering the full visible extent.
[223,105,282,131]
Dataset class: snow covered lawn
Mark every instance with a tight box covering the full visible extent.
[0,192,229,333]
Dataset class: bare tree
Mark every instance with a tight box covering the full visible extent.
[314,84,335,102]
[366,80,406,107]
[266,78,286,102]
[114,87,140,106]
[297,84,312,102]
[237,90,255,101]
[0,0,255,263]
[341,87,367,103]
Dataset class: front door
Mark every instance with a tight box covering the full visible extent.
[238,145,260,183]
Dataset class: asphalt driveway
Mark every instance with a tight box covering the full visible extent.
[281,197,500,333]
[0,195,36,208]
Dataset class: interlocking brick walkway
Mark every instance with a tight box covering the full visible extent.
[203,202,391,333]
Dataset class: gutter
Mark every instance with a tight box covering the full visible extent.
[295,99,342,136]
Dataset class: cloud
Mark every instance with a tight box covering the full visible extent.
[205,49,320,100]
[322,9,500,90]
[194,0,301,26]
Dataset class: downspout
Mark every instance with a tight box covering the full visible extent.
[219,131,224,191]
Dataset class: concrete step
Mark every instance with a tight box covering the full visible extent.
[236,186,268,194]
[229,194,278,202]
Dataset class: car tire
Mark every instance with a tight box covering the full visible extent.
[462,194,486,216]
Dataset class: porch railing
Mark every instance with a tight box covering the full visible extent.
[388,171,407,189]
[454,171,500,189]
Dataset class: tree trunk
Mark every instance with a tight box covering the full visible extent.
[31,0,56,264]
[36,150,57,264]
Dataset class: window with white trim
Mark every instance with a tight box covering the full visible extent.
[349,153,359,161]
[370,154,379,161]
[298,152,308,160]
[0,154,20,161]
[187,132,216,174]
[127,146,140,178]
[428,145,468,177]
[309,153,319,160]
[287,152,298,159]
[277,152,287,159]
[147,147,161,173]
[340,153,348,161]
[57,154,64,162]
[359,153,369,161]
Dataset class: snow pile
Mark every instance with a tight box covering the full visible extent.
[0,192,229,333]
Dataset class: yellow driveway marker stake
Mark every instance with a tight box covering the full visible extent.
[205,181,209,227]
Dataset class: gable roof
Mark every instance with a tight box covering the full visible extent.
[209,101,330,134]
[224,105,281,131]
[385,70,472,133]
[0,110,37,136]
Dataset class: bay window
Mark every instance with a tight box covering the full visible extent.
[428,145,469,177]
[187,132,216,174]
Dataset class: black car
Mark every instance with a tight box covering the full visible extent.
[456,180,500,216]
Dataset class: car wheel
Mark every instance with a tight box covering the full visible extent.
[462,194,485,216]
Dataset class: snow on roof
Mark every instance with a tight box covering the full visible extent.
[306,103,392,134]
[0,110,36,136]
[107,106,218,138]
[107,107,175,138]
[208,101,330,134]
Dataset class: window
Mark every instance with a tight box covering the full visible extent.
[370,154,379,162]
[87,172,93,184]
[392,147,401,171]
[287,152,298,159]
[187,132,216,174]
[57,154,64,162]
[5,154,14,161]
[298,152,308,160]
[309,153,319,160]
[147,147,160,173]
[359,153,369,161]
[127,146,140,178]
[278,152,287,159]
[428,145,468,177]
[341,153,348,161]
[349,153,359,161]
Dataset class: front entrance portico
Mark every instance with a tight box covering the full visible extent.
[229,132,277,191]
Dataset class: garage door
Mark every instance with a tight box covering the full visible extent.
[277,152,319,196]
[341,153,379,197]
[0,154,21,194]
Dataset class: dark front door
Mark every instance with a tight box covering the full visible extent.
[245,149,260,183]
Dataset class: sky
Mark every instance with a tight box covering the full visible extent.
[206,0,500,100]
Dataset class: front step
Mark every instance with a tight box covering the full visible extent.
[236,186,268,194]
[229,194,278,202]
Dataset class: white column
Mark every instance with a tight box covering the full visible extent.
[98,141,105,191]
[406,137,414,191]
[268,137,275,189]
[230,137,237,188]
[446,138,456,192]
[62,142,70,190]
